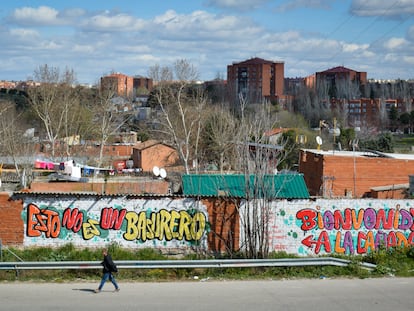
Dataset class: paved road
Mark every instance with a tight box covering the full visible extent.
[0,277,413,311]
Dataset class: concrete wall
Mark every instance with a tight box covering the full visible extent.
[0,193,238,254]
[260,199,414,255]
[2,192,413,257]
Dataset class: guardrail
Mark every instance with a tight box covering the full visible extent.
[0,257,376,271]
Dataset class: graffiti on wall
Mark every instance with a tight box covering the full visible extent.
[266,200,414,255]
[21,198,209,248]
[296,205,414,255]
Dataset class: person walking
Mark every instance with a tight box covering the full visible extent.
[95,248,120,293]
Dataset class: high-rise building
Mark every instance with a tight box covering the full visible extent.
[133,76,153,93]
[101,73,134,97]
[227,57,284,104]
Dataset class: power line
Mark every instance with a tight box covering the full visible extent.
[328,0,409,62]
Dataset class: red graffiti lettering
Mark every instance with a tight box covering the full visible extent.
[100,208,126,230]
[375,209,394,230]
[357,231,375,254]
[334,209,352,230]
[315,231,331,254]
[62,208,83,233]
[411,209,414,230]
[296,209,317,231]
[357,232,367,254]
[301,231,331,254]
[26,203,61,238]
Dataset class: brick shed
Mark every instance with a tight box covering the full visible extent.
[299,149,414,198]
[132,140,180,172]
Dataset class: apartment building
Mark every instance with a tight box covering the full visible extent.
[101,73,154,98]
[316,66,367,88]
[337,98,406,129]
[227,57,284,104]
[101,73,134,97]
[133,75,153,92]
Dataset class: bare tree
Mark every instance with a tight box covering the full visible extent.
[92,78,131,167]
[0,101,35,188]
[149,59,208,174]
[60,68,82,158]
[27,64,77,157]
[232,97,293,258]
[201,107,237,173]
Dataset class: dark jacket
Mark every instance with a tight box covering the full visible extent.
[101,254,118,273]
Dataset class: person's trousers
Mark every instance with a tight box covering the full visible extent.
[98,272,119,290]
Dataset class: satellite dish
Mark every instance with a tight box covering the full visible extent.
[330,128,341,137]
[126,160,133,169]
[152,166,160,176]
[316,136,323,145]
[159,168,167,179]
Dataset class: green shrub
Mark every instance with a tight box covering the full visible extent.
[1,246,414,281]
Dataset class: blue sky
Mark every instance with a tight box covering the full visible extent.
[1,0,414,84]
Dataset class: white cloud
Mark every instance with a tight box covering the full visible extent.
[39,40,61,50]
[10,6,85,27]
[11,6,60,25]
[72,44,96,54]
[205,0,269,11]
[383,37,408,49]
[351,0,414,18]
[151,10,261,40]
[342,42,369,53]
[402,55,414,64]
[2,3,414,83]
[276,0,332,12]
[9,28,40,39]
[407,25,414,40]
[82,13,145,32]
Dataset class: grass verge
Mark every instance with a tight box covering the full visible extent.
[1,244,413,282]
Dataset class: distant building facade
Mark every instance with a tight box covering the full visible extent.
[100,73,154,98]
[299,149,414,198]
[227,57,284,104]
[316,66,367,89]
[133,76,153,93]
[101,73,134,97]
[132,140,180,172]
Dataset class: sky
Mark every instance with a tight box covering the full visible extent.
[1,0,414,84]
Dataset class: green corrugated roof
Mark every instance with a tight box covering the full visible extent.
[182,174,309,199]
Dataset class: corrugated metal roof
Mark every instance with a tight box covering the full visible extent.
[370,184,408,191]
[182,174,309,199]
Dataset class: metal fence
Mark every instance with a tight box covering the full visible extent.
[0,257,376,271]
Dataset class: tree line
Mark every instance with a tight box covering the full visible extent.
[2,60,412,258]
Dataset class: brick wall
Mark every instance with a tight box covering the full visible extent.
[205,198,240,253]
[300,150,414,197]
[29,179,170,195]
[0,193,23,245]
